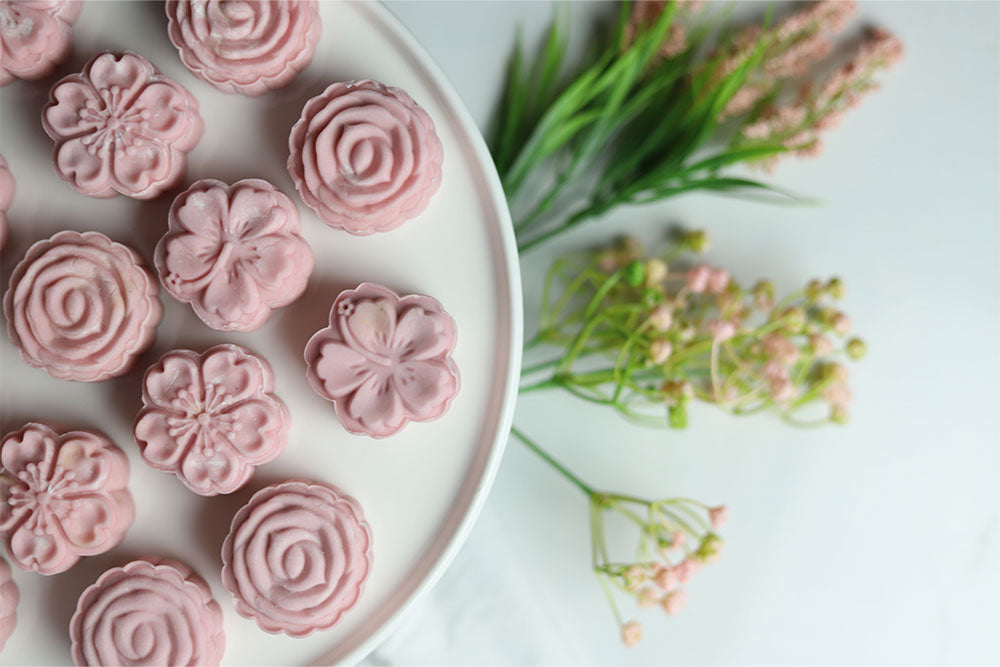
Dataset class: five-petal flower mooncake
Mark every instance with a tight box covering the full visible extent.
[0,424,134,575]
[155,178,314,332]
[134,344,290,496]
[305,282,460,438]
[42,51,203,199]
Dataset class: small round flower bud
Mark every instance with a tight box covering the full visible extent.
[826,277,845,299]
[683,229,710,253]
[696,533,724,563]
[597,251,618,273]
[648,304,674,331]
[624,259,645,287]
[708,319,736,342]
[707,268,731,294]
[649,339,673,364]
[661,589,688,616]
[621,620,643,647]
[637,588,661,608]
[654,566,678,592]
[686,264,711,293]
[846,337,867,359]
[809,334,834,356]
[782,306,806,332]
[645,258,668,286]
[831,312,852,335]
[708,505,729,530]
[669,403,688,429]
[806,279,825,301]
[830,405,850,424]
[752,280,775,310]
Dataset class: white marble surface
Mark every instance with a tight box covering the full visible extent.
[372,1,1000,664]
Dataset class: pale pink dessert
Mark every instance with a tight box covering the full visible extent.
[287,79,444,235]
[4,231,162,382]
[221,480,372,636]
[166,0,321,96]
[0,424,134,576]
[305,283,459,438]
[70,557,225,666]
[0,558,17,652]
[155,178,313,332]
[0,155,13,251]
[42,51,203,199]
[0,0,81,86]
[134,344,290,496]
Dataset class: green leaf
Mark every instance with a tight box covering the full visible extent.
[492,31,527,176]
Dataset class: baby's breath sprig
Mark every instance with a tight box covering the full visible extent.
[521,230,865,428]
[511,427,725,647]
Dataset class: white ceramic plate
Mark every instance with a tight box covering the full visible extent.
[0,1,521,664]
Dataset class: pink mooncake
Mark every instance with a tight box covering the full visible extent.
[134,344,290,496]
[4,231,162,382]
[70,557,225,667]
[305,282,460,438]
[287,79,444,235]
[42,51,203,199]
[222,480,372,636]
[0,155,13,251]
[0,0,81,86]
[155,178,314,332]
[166,0,321,96]
[0,557,17,651]
[0,424,134,576]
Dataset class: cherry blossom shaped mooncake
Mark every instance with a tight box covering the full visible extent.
[155,178,314,332]
[304,282,459,438]
[221,480,372,636]
[0,155,13,251]
[70,557,225,667]
[287,79,444,235]
[4,231,162,382]
[134,344,290,496]
[0,424,134,576]
[0,558,17,652]
[0,0,81,86]
[166,0,321,96]
[42,51,203,199]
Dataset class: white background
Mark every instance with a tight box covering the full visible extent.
[374,1,1000,664]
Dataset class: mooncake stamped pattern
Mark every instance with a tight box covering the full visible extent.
[0,424,134,576]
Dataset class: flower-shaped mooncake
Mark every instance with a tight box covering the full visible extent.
[71,557,225,667]
[166,0,321,96]
[0,557,18,652]
[4,231,162,382]
[134,344,290,495]
[221,480,372,636]
[42,51,203,199]
[305,282,459,438]
[0,0,81,86]
[155,178,313,332]
[0,155,13,250]
[287,79,443,235]
[0,424,134,575]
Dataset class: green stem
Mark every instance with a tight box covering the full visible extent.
[511,426,595,496]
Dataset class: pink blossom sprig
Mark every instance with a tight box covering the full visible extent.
[511,427,724,647]
[521,230,866,427]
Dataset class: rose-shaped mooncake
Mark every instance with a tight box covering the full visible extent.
[134,344,290,496]
[42,51,203,199]
[305,283,459,438]
[70,557,225,667]
[155,178,314,332]
[0,558,18,652]
[166,0,321,96]
[0,424,133,575]
[287,79,443,235]
[0,0,81,86]
[0,155,13,251]
[221,480,372,636]
[4,231,162,382]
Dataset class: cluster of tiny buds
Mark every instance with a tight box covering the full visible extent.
[619,504,728,647]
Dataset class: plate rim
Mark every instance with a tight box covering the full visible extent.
[317,2,523,664]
